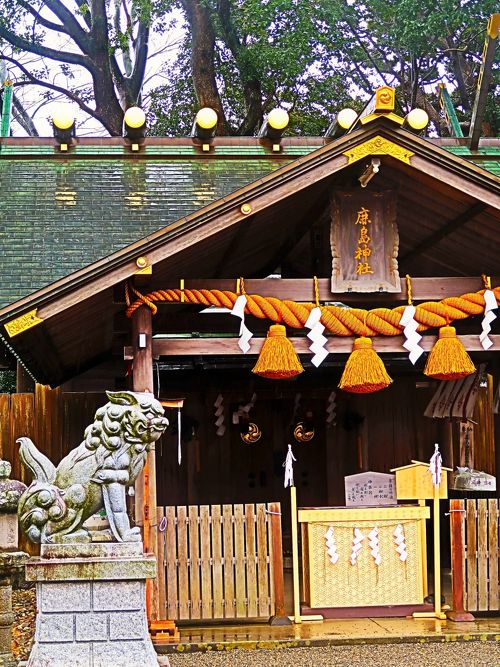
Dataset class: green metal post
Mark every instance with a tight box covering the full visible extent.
[437,83,464,138]
[1,81,13,137]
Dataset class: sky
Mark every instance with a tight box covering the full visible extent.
[2,1,183,137]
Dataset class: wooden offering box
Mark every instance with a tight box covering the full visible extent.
[298,505,430,611]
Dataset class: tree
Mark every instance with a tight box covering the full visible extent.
[149,0,359,136]
[0,0,162,135]
[149,0,499,137]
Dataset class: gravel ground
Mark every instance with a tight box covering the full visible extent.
[166,642,500,667]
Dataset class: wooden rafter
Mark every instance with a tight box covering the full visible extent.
[400,202,488,264]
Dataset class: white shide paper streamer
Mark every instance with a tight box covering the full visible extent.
[326,391,337,426]
[400,304,424,364]
[480,289,498,350]
[324,526,339,565]
[305,307,329,367]
[429,442,442,487]
[368,526,381,566]
[283,444,296,488]
[230,294,253,353]
[393,523,407,562]
[214,393,225,437]
[350,527,365,566]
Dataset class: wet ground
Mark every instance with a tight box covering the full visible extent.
[164,642,500,667]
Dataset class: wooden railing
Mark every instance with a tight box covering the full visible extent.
[153,502,285,621]
[450,498,499,614]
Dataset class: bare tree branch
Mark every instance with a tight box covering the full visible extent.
[0,24,91,68]
[12,91,39,136]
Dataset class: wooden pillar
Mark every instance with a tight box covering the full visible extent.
[447,498,474,622]
[16,362,35,393]
[131,305,159,620]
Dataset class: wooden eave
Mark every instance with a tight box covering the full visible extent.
[1,116,500,385]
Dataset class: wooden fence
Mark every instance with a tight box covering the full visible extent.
[450,498,499,613]
[153,503,285,621]
[0,387,104,553]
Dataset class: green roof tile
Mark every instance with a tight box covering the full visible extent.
[0,156,289,307]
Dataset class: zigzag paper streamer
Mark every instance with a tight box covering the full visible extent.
[283,444,296,488]
[368,526,381,566]
[393,523,407,562]
[326,391,337,426]
[231,294,253,353]
[214,394,225,436]
[480,289,498,350]
[324,526,339,564]
[305,307,329,367]
[429,442,442,487]
[350,527,364,566]
[400,304,424,364]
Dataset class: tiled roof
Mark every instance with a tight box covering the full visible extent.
[0,139,498,309]
[0,148,310,308]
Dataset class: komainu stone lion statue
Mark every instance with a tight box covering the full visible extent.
[17,391,168,544]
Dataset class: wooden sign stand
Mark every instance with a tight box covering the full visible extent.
[413,482,447,620]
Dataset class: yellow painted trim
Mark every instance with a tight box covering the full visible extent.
[360,112,404,126]
[135,264,152,276]
[4,309,44,337]
[297,506,430,523]
[487,13,500,39]
[343,135,414,165]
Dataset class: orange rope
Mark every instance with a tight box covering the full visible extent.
[125,283,499,337]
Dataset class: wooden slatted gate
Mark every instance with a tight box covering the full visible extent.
[450,498,500,613]
[153,503,286,621]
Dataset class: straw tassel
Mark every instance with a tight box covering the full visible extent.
[252,324,304,379]
[424,326,475,381]
[339,336,392,394]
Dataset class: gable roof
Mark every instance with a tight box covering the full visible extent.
[1,117,499,386]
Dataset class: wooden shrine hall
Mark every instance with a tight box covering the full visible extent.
[1,83,500,624]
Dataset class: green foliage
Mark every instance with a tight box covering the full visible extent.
[0,370,15,394]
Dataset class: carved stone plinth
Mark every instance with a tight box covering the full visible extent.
[0,552,29,667]
[25,543,164,667]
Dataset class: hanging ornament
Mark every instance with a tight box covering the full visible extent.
[230,283,253,353]
[350,527,364,566]
[429,442,443,487]
[305,307,329,367]
[393,524,407,562]
[339,336,393,394]
[293,421,314,443]
[252,324,304,379]
[326,391,337,426]
[368,526,381,566]
[400,275,424,364]
[214,394,225,437]
[240,422,262,444]
[424,326,475,381]
[324,526,339,565]
[480,276,497,350]
[304,278,329,367]
[283,444,296,488]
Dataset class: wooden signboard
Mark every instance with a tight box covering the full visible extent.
[345,471,397,507]
[330,190,400,292]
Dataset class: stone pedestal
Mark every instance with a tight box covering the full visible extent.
[25,543,163,667]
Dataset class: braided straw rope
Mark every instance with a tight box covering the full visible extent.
[125,284,500,337]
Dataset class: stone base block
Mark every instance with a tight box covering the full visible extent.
[25,544,166,667]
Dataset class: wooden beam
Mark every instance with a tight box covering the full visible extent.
[469,14,500,151]
[125,334,500,358]
[117,277,500,307]
[400,203,488,264]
